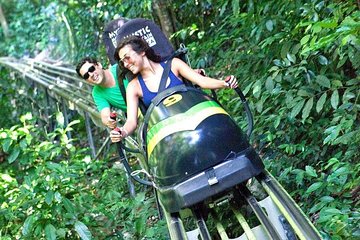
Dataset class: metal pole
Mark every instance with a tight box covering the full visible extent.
[45,89,54,133]
[61,99,71,140]
[84,112,96,158]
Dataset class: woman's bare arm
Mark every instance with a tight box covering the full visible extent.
[110,80,140,142]
[173,58,238,89]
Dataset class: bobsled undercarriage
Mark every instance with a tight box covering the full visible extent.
[158,171,321,240]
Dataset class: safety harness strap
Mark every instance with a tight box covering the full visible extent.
[157,58,173,93]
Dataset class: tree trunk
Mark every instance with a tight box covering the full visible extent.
[0,4,9,38]
[152,0,178,46]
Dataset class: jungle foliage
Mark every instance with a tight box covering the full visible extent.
[0,0,359,239]
[0,114,167,239]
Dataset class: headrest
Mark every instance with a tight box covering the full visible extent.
[102,17,129,65]
[103,18,174,65]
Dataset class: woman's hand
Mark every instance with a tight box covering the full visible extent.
[195,68,206,76]
[110,127,128,143]
[224,75,238,89]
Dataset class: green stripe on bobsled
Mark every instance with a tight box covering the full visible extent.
[146,101,228,157]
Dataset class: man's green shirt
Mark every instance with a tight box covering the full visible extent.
[92,64,128,112]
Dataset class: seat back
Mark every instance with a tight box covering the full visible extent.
[102,17,129,65]
[103,18,175,65]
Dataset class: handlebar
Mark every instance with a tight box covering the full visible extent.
[223,76,253,137]
[111,112,153,186]
[234,87,253,138]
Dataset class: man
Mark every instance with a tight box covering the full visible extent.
[76,57,128,129]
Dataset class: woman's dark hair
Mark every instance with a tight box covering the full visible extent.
[114,35,161,63]
[114,36,161,81]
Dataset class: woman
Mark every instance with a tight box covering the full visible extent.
[111,36,238,142]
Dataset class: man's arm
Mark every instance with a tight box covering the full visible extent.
[92,88,117,129]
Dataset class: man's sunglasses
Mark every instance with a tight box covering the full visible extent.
[83,65,96,80]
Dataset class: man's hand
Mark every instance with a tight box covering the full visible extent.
[107,118,117,129]
[107,111,117,129]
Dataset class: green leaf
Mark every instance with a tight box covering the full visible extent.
[330,90,339,109]
[56,228,66,238]
[67,119,81,128]
[318,55,328,65]
[280,42,292,59]
[333,166,350,176]
[46,162,64,172]
[232,0,240,15]
[302,97,313,120]
[252,80,262,99]
[347,78,360,86]
[64,213,76,219]
[219,2,228,16]
[317,212,333,223]
[268,66,279,72]
[310,201,326,214]
[324,208,342,215]
[287,53,296,63]
[265,76,274,92]
[265,20,274,31]
[337,56,348,68]
[274,116,281,128]
[19,139,28,149]
[334,131,356,144]
[316,92,327,113]
[243,82,253,96]
[63,198,75,214]
[331,80,343,87]
[300,35,310,45]
[255,99,264,113]
[291,43,301,55]
[343,90,355,102]
[324,158,339,170]
[297,89,312,97]
[20,113,33,123]
[135,216,146,234]
[2,138,12,153]
[319,196,334,203]
[54,191,62,202]
[294,169,305,186]
[74,221,92,240]
[8,146,20,163]
[45,224,57,240]
[312,24,322,33]
[305,182,323,194]
[290,99,305,119]
[323,125,340,144]
[317,21,338,28]
[45,191,54,205]
[316,75,330,88]
[22,215,36,236]
[56,112,65,128]
[305,165,317,178]
[1,173,16,183]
